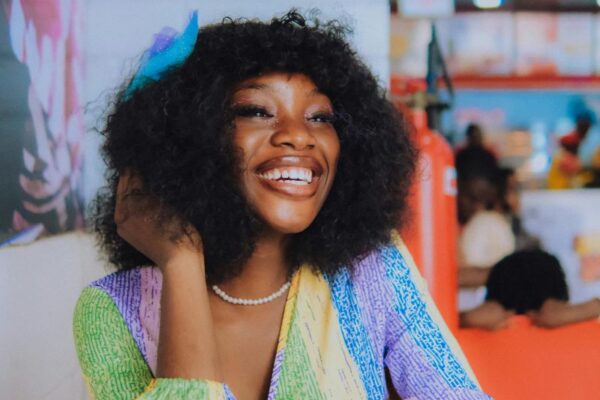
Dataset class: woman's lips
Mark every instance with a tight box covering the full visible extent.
[255,156,324,176]
[258,175,321,197]
[254,156,325,198]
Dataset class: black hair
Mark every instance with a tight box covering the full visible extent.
[496,167,515,213]
[93,10,416,284]
[485,250,569,314]
[465,123,482,142]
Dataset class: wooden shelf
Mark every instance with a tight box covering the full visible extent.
[391,74,600,92]
[452,75,600,90]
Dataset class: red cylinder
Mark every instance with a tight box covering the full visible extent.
[400,109,459,332]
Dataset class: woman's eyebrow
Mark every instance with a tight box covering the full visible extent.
[235,82,269,91]
[307,88,330,100]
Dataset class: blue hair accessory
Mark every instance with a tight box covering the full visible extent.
[126,11,199,96]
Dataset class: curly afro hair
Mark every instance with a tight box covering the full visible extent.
[485,250,569,314]
[93,10,416,285]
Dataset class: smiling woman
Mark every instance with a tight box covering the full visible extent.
[232,73,340,234]
[73,10,491,400]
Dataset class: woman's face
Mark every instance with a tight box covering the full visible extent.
[231,72,340,235]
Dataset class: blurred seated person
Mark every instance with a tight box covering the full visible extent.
[457,175,515,312]
[455,123,498,183]
[548,111,594,190]
[583,147,600,188]
[461,250,600,330]
[497,167,540,251]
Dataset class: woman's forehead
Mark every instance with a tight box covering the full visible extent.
[235,72,314,88]
[232,72,329,101]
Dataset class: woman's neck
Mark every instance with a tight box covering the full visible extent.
[217,232,290,298]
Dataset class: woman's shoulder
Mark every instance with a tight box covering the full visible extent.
[76,266,162,374]
[83,266,163,324]
[325,231,429,325]
[342,231,425,293]
[88,265,160,294]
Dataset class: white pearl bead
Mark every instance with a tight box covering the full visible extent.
[212,280,291,306]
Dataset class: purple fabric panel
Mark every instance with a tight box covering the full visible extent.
[138,267,162,375]
[90,268,149,365]
[266,349,285,400]
[381,244,491,399]
[384,318,490,400]
[349,251,389,362]
[385,315,452,399]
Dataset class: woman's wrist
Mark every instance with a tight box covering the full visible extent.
[160,251,205,274]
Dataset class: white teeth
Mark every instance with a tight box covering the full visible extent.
[302,169,313,183]
[259,167,314,183]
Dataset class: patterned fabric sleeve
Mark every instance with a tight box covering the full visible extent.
[73,287,232,400]
[382,234,493,400]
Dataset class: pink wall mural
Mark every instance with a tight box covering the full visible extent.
[0,0,84,246]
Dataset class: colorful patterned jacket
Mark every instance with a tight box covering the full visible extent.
[73,235,491,399]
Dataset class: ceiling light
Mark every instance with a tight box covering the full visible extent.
[473,0,503,9]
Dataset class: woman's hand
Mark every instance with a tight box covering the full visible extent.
[114,171,203,269]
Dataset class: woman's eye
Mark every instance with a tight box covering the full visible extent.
[233,106,272,118]
[309,112,335,124]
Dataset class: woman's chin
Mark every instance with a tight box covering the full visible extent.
[260,216,315,236]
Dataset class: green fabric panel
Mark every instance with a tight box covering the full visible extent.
[274,312,325,400]
[73,288,224,399]
[138,379,215,398]
[73,287,153,399]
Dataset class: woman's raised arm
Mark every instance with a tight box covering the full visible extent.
[114,172,222,381]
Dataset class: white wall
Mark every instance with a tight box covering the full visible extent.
[0,1,390,399]
[0,232,106,400]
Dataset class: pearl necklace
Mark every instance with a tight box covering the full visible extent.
[211,281,291,306]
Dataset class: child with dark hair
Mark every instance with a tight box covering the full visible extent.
[486,250,568,314]
[73,11,490,399]
[461,250,600,330]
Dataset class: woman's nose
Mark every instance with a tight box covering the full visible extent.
[271,118,316,150]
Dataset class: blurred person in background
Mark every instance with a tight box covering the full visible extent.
[455,123,498,186]
[547,110,594,190]
[458,170,599,330]
[457,174,516,314]
[496,168,540,251]
[461,250,600,330]
[583,146,600,188]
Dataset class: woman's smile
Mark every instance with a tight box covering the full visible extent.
[232,72,340,234]
[255,155,323,198]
